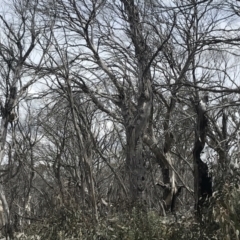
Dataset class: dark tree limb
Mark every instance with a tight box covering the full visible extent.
[192,99,212,215]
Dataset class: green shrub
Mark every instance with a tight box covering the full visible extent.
[23,181,240,240]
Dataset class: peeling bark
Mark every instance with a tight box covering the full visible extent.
[161,97,178,212]
[144,134,193,212]
[162,153,178,212]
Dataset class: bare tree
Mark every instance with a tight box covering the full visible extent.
[0,0,49,237]
[31,0,240,221]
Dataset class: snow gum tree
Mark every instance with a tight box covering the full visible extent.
[0,2,240,238]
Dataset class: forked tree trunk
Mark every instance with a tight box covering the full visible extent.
[143,135,188,213]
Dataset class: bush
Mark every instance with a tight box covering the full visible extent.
[206,181,240,240]
[22,180,240,240]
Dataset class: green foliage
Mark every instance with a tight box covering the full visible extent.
[21,205,191,239]
[206,181,240,240]
[25,207,166,239]
[96,208,170,240]
[24,206,97,240]
[22,182,240,240]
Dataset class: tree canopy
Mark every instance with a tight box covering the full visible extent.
[0,0,240,239]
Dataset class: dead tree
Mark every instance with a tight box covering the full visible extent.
[192,99,212,215]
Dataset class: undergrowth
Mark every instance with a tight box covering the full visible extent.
[20,180,240,240]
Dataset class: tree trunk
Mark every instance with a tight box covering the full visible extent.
[193,101,212,215]
[66,78,98,221]
[161,96,179,212]
[0,84,19,239]
[120,0,153,203]
[125,126,146,201]
[162,154,178,212]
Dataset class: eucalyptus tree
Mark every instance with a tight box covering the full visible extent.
[171,0,240,214]
[35,0,240,216]
[33,80,102,220]
[0,0,50,237]
[37,0,181,208]
[4,103,43,232]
